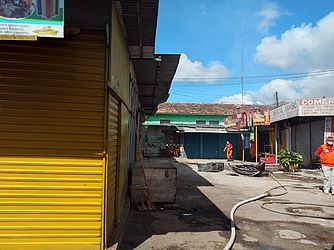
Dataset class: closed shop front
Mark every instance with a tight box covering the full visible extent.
[292,118,325,168]
[310,119,325,166]
[202,134,220,158]
[183,133,238,159]
[184,133,201,158]
[295,123,311,167]
[0,30,107,250]
[270,97,334,169]
[105,94,120,247]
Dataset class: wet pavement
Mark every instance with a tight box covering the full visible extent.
[121,158,334,250]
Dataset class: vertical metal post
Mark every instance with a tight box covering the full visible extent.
[275,125,278,164]
[275,91,279,164]
[241,133,245,162]
[240,19,245,104]
[200,134,203,158]
[255,126,258,163]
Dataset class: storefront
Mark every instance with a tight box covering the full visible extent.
[224,110,273,162]
[0,28,110,250]
[180,129,240,159]
[0,1,180,249]
[270,97,334,168]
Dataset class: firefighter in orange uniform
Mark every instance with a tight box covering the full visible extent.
[224,141,233,161]
[315,136,334,194]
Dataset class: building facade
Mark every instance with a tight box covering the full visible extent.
[0,1,179,250]
[143,103,271,160]
[270,96,334,168]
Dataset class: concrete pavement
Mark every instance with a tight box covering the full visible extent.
[121,158,334,250]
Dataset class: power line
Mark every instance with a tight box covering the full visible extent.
[173,68,334,81]
[171,90,293,100]
[170,68,334,103]
[171,92,294,102]
[172,70,334,86]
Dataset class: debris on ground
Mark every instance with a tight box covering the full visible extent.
[198,162,224,172]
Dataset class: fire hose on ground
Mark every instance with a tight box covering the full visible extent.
[223,165,290,250]
[223,192,270,250]
[223,167,334,250]
[223,183,288,250]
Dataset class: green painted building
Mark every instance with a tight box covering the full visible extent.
[144,113,227,126]
[142,103,273,160]
[142,103,263,159]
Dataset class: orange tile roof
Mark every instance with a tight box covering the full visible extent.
[157,102,274,115]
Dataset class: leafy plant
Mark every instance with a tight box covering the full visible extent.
[278,149,303,172]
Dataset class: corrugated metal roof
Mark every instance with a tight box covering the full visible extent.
[156,103,275,115]
[114,0,158,59]
[114,1,180,114]
[133,54,180,114]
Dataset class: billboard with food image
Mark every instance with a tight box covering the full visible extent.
[0,0,64,38]
[224,110,271,129]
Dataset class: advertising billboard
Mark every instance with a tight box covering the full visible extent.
[224,110,270,129]
[0,0,64,38]
[270,97,334,123]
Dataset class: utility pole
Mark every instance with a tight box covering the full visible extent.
[275,91,279,164]
[240,19,245,105]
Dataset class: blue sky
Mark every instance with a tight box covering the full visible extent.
[155,0,334,104]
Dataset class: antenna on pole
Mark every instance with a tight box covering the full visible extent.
[241,19,245,104]
[275,91,279,107]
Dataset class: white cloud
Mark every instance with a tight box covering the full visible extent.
[217,94,256,104]
[251,78,302,101]
[174,53,230,83]
[255,11,334,70]
[257,3,281,33]
[216,74,334,105]
[216,11,334,105]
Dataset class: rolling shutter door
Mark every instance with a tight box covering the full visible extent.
[295,123,311,167]
[202,134,219,159]
[291,126,296,151]
[311,119,325,165]
[0,30,106,250]
[184,134,201,159]
[105,94,120,247]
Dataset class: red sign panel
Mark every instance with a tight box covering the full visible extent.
[224,110,270,129]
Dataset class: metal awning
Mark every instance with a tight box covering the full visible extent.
[175,125,250,134]
[114,0,158,59]
[175,126,227,134]
[133,54,180,114]
[114,1,180,114]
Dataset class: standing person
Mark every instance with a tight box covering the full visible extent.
[224,141,233,161]
[250,139,256,161]
[315,136,334,194]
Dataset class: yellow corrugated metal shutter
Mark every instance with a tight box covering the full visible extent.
[0,30,106,250]
[105,93,120,247]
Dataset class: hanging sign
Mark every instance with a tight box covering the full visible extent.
[224,110,270,129]
[0,0,64,38]
[224,112,248,129]
[252,110,270,126]
[299,97,334,116]
[270,101,298,123]
[324,117,334,143]
[270,97,334,123]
